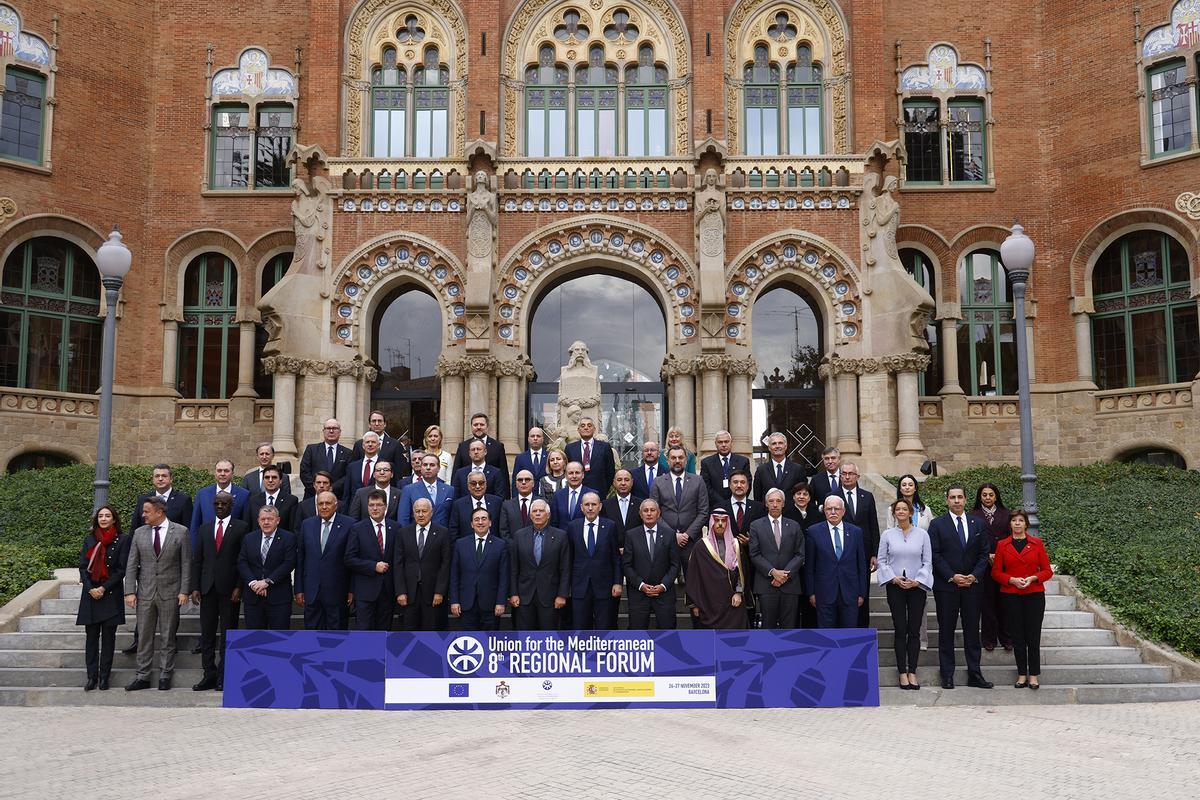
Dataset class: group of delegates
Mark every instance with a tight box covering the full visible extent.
[73,409,1051,697]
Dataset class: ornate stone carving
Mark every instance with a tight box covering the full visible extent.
[1177,191,1200,221]
[695,168,726,263]
[881,353,933,373]
[0,197,16,224]
[966,398,1019,419]
[820,353,930,378]
[1094,384,1193,415]
[259,355,378,380]
[549,341,603,446]
[175,400,231,423]
[290,172,333,276]
[0,389,98,418]
[465,171,497,308]
[725,355,759,377]
[436,353,499,377]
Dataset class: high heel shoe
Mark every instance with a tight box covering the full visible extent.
[1014,677,1028,688]
[1028,679,1040,690]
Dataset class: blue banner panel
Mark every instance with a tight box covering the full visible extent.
[715,629,880,708]
[223,630,386,709]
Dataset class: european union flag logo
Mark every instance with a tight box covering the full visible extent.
[449,683,470,698]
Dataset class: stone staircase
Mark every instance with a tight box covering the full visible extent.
[1,576,1197,707]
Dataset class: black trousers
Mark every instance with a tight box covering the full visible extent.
[571,593,616,630]
[401,600,445,632]
[1002,592,1046,676]
[981,576,1011,648]
[459,605,500,631]
[934,585,983,679]
[84,623,117,679]
[354,597,395,631]
[758,592,799,629]
[857,564,872,627]
[817,600,858,628]
[516,601,558,630]
[198,590,241,677]
[627,591,676,629]
[885,583,927,673]
[303,596,348,630]
[244,601,291,631]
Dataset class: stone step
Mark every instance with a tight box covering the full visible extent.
[876,646,1143,668]
[0,667,209,688]
[880,682,1200,706]
[876,663,1173,686]
[0,650,205,669]
[875,627,1115,648]
[861,593,1075,611]
[0,685,224,708]
[866,610,1095,631]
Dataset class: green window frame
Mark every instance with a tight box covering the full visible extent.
[947,99,986,182]
[743,45,780,156]
[957,249,1016,396]
[1090,231,1198,389]
[625,46,668,157]
[1146,60,1193,157]
[900,249,943,395]
[525,47,568,157]
[0,237,102,393]
[1,66,47,165]
[785,50,822,156]
[178,253,239,398]
[210,103,294,189]
[902,100,941,183]
[253,252,292,398]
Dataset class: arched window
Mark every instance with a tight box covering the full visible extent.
[1141,0,1200,161]
[576,45,618,157]
[957,249,1016,396]
[368,20,452,158]
[1117,447,1188,469]
[900,249,943,394]
[372,286,442,443]
[624,44,669,156]
[1091,231,1197,389]
[413,46,450,158]
[525,44,569,157]
[743,44,781,156]
[178,253,239,399]
[741,13,824,158]
[6,450,75,473]
[0,6,53,167]
[208,49,296,190]
[785,45,822,155]
[253,252,292,398]
[371,47,408,156]
[0,237,101,393]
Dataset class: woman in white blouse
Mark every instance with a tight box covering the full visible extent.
[887,474,933,529]
[877,498,932,690]
[422,424,454,483]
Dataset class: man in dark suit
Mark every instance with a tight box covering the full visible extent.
[448,472,502,541]
[650,446,709,580]
[564,416,616,496]
[399,454,456,526]
[510,427,548,498]
[125,464,194,655]
[499,469,540,540]
[343,432,384,507]
[190,491,248,690]
[835,462,881,627]
[727,470,767,624]
[246,466,300,533]
[351,409,402,467]
[299,418,353,499]
[394,497,452,631]
[803,495,867,629]
[629,441,661,499]
[807,446,843,507]
[242,443,292,498]
[345,490,401,631]
[237,505,296,631]
[449,508,510,631]
[551,461,587,529]
[749,488,805,629]
[347,461,402,520]
[928,484,994,690]
[452,412,508,476]
[508,499,570,630]
[700,430,752,510]
[753,432,806,502]
[452,439,507,499]
[189,460,250,551]
[601,469,642,542]
[295,491,355,630]
[622,499,680,629]
[567,492,623,629]
[294,472,344,527]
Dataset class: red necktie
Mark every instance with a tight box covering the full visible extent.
[363,458,373,485]
[736,502,744,532]
[215,519,224,553]
[376,522,384,553]
[583,440,591,468]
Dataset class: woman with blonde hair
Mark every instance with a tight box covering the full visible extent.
[539,448,569,501]
[656,427,697,474]
[422,424,453,483]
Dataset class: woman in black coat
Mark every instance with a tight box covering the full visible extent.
[75,505,131,691]
[970,483,1012,651]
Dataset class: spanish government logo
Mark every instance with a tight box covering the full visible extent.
[446,635,485,675]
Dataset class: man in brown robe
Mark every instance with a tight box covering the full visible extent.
[686,509,746,629]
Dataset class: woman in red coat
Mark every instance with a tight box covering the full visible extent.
[991,510,1053,689]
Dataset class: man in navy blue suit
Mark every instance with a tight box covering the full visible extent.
[449,508,509,631]
[345,490,401,631]
[564,417,616,496]
[448,472,502,540]
[452,412,508,479]
[294,490,355,630]
[551,461,587,528]
[399,453,456,526]
[499,469,540,540]
[510,427,548,498]
[928,484,994,690]
[298,418,353,499]
[629,441,661,499]
[803,494,867,629]
[132,464,194,529]
[699,430,752,511]
[190,460,249,551]
[342,431,383,506]
[237,505,296,630]
[452,439,507,499]
[567,492,622,629]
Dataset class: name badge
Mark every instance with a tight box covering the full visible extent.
[722,478,729,488]
[583,463,591,472]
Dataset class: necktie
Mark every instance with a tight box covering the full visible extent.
[955,515,967,547]
[830,473,838,493]
[647,527,656,557]
[320,520,330,553]
[153,525,161,556]
[534,531,543,565]
[267,495,274,506]
[327,445,335,466]
[215,519,225,553]
[833,526,842,559]
[569,489,578,518]
[261,535,271,561]
[157,494,167,502]
[476,536,484,563]
[620,496,628,521]
[722,456,729,478]
[376,522,384,553]
[427,482,437,504]
[363,458,372,485]
[521,497,529,525]
[845,490,855,519]
[647,465,655,485]
[587,522,596,555]
[736,501,744,531]
[772,517,782,549]
[675,476,683,506]
[583,440,591,469]
[776,462,783,482]
[417,526,426,556]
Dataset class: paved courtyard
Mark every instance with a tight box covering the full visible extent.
[0,701,1194,798]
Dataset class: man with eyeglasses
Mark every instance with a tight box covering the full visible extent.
[348,460,401,520]
[499,469,540,541]
[299,418,352,499]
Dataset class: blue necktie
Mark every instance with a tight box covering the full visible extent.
[722,456,730,479]
[832,526,842,560]
[587,522,595,556]
[427,482,436,505]
[955,515,967,547]
[533,531,544,565]
[675,477,683,506]
[776,463,783,482]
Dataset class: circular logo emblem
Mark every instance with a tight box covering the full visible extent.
[447,636,485,675]
[541,680,553,691]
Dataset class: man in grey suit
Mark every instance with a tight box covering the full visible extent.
[347,461,401,520]
[123,496,192,691]
[242,442,291,497]
[650,445,709,585]
[748,488,806,629]
[508,499,570,630]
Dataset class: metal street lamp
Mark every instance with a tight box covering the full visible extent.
[1000,221,1038,532]
[93,226,132,510]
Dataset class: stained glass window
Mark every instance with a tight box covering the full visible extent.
[178,253,239,398]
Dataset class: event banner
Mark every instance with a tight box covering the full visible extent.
[223,628,878,711]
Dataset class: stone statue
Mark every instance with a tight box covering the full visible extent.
[291,174,333,276]
[548,341,604,449]
[695,168,726,264]
[466,170,497,263]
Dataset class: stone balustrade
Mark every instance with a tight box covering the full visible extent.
[0,388,98,418]
[1094,383,1193,415]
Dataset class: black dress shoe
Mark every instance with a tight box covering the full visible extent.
[98,677,110,691]
[158,677,172,691]
[910,682,920,691]
[940,677,955,690]
[126,678,151,691]
[967,673,994,689]
[85,677,98,691]
[191,645,202,655]
[1014,678,1028,688]
[1029,679,1040,691]
[215,677,223,691]
[192,676,218,691]
[121,641,138,655]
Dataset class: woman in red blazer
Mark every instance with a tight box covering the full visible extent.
[991,510,1053,689]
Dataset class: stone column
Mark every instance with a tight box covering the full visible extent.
[834,371,861,456]
[232,321,258,398]
[334,363,359,440]
[261,356,298,462]
[466,357,495,428]
[699,355,728,459]
[1071,297,1095,385]
[161,319,179,390]
[663,356,696,452]
[496,356,534,458]
[726,355,756,456]
[439,364,465,445]
[894,370,924,456]
[939,316,964,394]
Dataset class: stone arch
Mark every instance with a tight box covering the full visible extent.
[163,229,249,309]
[725,0,850,153]
[500,0,692,156]
[343,0,469,156]
[1106,437,1191,469]
[495,216,696,349]
[330,231,466,353]
[947,224,1012,303]
[0,441,91,473]
[895,237,947,305]
[1069,208,1199,299]
[725,230,862,349]
[247,228,296,298]
[0,214,106,266]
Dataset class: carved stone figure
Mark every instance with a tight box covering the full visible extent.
[466,170,497,263]
[695,168,726,263]
[291,174,333,276]
[548,341,603,448]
